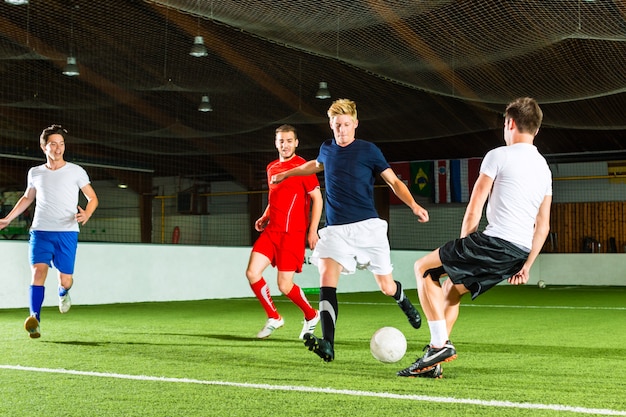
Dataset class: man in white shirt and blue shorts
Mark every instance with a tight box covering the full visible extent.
[0,125,98,339]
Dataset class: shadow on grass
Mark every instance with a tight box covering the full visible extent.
[41,332,297,347]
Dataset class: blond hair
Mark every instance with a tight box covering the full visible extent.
[327,99,357,121]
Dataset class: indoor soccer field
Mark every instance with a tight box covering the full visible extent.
[1,285,624,417]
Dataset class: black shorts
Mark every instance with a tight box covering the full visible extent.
[425,232,529,300]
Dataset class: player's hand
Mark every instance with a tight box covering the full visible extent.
[255,217,269,232]
[307,230,319,250]
[413,205,429,223]
[0,218,9,230]
[75,205,91,225]
[508,265,530,285]
[270,173,286,184]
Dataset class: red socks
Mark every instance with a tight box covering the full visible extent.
[250,278,280,319]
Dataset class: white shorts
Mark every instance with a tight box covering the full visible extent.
[311,218,393,275]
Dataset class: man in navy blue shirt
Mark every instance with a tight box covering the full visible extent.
[272,99,429,361]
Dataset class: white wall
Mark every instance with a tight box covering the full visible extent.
[1,241,624,310]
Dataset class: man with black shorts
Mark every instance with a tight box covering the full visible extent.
[397,97,552,378]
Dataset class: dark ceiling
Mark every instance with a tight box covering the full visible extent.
[1,0,625,191]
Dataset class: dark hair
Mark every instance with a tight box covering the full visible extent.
[505,97,543,135]
[40,124,68,147]
[275,124,297,139]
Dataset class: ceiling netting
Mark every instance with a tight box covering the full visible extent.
[159,0,626,130]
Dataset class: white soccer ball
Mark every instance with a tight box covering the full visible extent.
[537,280,546,289]
[370,326,407,363]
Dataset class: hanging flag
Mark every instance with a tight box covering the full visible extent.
[449,159,463,203]
[467,157,482,199]
[389,161,410,205]
[436,158,482,203]
[410,161,433,197]
[434,160,450,203]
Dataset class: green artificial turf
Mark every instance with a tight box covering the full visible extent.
[1,285,625,416]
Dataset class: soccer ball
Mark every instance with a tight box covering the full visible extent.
[370,326,407,363]
[537,280,546,289]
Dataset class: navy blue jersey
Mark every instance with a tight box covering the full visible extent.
[317,138,390,225]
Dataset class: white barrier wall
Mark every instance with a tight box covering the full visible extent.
[0,241,624,309]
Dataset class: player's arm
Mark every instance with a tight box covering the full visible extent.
[0,188,36,230]
[307,187,323,249]
[255,205,270,232]
[460,172,493,238]
[76,184,98,226]
[380,167,429,222]
[271,160,323,184]
[508,194,552,285]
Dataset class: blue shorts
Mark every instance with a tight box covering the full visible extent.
[29,231,79,274]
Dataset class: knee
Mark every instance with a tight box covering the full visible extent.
[277,281,293,295]
[60,275,73,290]
[414,260,426,281]
[378,278,396,297]
[245,268,260,283]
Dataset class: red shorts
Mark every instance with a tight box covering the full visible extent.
[252,229,306,273]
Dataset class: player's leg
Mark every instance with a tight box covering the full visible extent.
[25,231,52,338]
[441,277,470,336]
[246,250,283,338]
[29,263,48,316]
[374,273,421,329]
[398,250,457,376]
[317,257,340,343]
[303,257,340,361]
[57,271,73,313]
[276,232,319,338]
[365,219,421,329]
[277,271,319,339]
[54,232,78,314]
[415,250,451,349]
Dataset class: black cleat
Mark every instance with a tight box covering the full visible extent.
[303,333,334,362]
[418,363,443,378]
[396,341,457,376]
[398,363,443,379]
[398,297,421,329]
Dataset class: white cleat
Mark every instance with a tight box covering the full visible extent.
[257,317,284,338]
[299,310,320,340]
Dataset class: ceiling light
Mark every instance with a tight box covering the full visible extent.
[5,0,29,4]
[62,56,79,76]
[189,36,208,57]
[315,81,331,99]
[198,95,213,112]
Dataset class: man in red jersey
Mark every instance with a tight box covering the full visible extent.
[246,124,323,339]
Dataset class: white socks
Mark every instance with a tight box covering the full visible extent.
[428,320,448,348]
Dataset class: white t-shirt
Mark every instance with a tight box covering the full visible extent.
[27,162,91,232]
[481,143,552,250]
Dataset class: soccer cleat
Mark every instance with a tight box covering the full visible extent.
[256,317,284,338]
[396,341,457,376]
[397,363,443,379]
[303,333,334,362]
[418,363,443,379]
[398,297,421,329]
[59,291,72,314]
[24,315,41,339]
[299,310,320,340]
